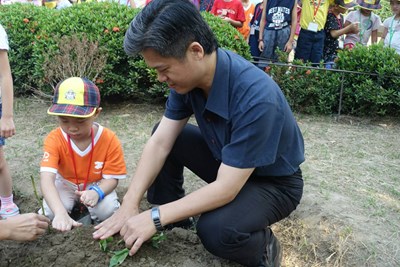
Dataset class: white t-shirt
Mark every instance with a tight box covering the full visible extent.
[383,16,400,55]
[0,24,8,102]
[0,24,9,51]
[344,10,381,46]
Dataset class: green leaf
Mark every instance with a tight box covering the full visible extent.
[109,248,129,267]
[99,237,114,252]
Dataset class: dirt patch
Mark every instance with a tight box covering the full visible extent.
[1,98,399,267]
[1,193,239,267]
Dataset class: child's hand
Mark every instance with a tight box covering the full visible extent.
[0,117,16,138]
[52,212,82,232]
[350,22,360,34]
[75,190,100,208]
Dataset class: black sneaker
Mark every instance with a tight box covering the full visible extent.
[259,229,282,267]
[165,216,196,230]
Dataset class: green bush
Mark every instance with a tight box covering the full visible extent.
[336,43,400,116]
[0,4,48,93]
[266,45,400,117]
[0,3,251,100]
[267,52,341,115]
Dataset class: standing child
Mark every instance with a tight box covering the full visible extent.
[258,0,298,64]
[200,0,214,11]
[40,77,127,232]
[211,0,246,29]
[381,0,400,54]
[0,24,19,219]
[294,0,334,64]
[249,0,264,61]
[323,0,359,68]
[238,0,256,41]
[343,0,382,49]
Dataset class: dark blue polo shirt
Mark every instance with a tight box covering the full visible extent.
[164,48,304,176]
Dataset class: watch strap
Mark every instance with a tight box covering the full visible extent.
[151,207,164,231]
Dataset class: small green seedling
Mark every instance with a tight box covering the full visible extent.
[30,175,46,216]
[109,248,129,267]
[99,237,129,267]
[30,175,51,232]
[99,237,114,252]
[98,232,167,266]
[151,232,167,248]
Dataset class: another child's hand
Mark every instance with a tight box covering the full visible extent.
[350,22,360,34]
[0,117,16,138]
[75,190,99,208]
[52,212,82,232]
[284,41,293,53]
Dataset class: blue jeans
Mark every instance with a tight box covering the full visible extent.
[294,28,325,65]
[147,123,304,266]
[260,26,291,64]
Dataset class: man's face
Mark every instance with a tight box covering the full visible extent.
[141,48,202,94]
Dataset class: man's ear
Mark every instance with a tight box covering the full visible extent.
[188,42,205,60]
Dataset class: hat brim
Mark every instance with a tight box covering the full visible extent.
[339,2,357,8]
[47,104,97,118]
[358,3,381,9]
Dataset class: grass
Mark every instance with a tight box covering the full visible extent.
[6,97,400,266]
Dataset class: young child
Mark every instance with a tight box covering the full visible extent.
[343,0,382,49]
[323,0,359,68]
[237,0,255,41]
[0,24,19,219]
[200,0,214,11]
[248,0,264,61]
[258,0,298,64]
[211,0,246,29]
[294,0,334,64]
[381,0,400,54]
[40,77,127,232]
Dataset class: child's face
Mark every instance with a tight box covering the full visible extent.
[335,5,348,14]
[58,111,99,141]
[390,0,400,15]
[360,8,372,16]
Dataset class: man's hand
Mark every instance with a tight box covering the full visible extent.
[1,213,50,241]
[120,209,157,256]
[93,205,139,240]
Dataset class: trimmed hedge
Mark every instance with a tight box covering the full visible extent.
[1,3,398,116]
[267,44,400,117]
[0,3,251,100]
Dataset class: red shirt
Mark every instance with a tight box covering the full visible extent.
[211,0,246,24]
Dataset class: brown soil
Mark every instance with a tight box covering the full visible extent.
[1,99,399,267]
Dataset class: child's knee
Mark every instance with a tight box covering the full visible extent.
[90,191,119,222]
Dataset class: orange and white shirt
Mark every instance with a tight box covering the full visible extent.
[40,123,127,185]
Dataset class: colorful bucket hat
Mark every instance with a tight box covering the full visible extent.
[48,77,100,118]
[356,0,382,10]
[335,0,358,8]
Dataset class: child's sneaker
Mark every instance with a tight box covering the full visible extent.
[0,203,20,218]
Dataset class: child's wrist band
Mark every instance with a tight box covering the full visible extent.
[89,185,105,201]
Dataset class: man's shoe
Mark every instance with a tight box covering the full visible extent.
[259,229,282,267]
[165,216,196,230]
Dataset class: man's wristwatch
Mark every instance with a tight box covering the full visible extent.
[151,207,164,232]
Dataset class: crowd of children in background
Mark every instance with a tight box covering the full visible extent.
[209,0,400,67]
[196,0,400,67]
[0,0,398,63]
